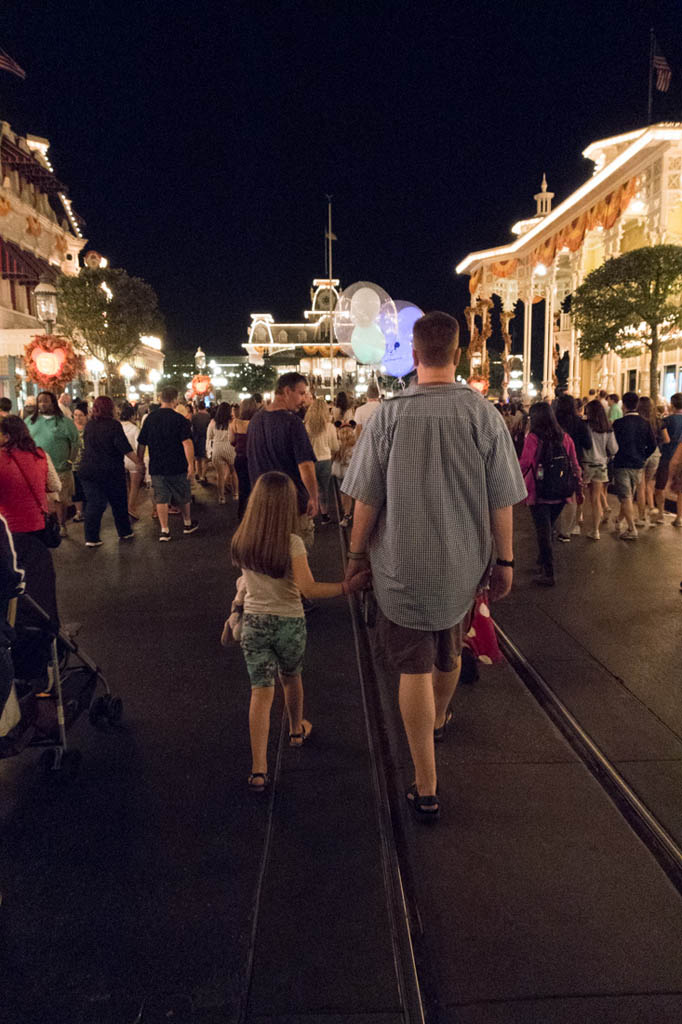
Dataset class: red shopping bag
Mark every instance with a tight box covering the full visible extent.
[464,593,503,665]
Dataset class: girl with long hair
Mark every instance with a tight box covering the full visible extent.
[636,396,668,525]
[231,472,369,792]
[207,402,237,503]
[519,402,582,585]
[229,396,258,519]
[554,394,591,540]
[304,398,339,524]
[581,399,618,539]
[119,402,145,518]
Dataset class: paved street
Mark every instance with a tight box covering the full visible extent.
[1,482,682,1023]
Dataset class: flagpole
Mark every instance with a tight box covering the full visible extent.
[327,195,334,394]
[648,27,655,124]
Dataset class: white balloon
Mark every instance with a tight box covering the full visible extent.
[350,286,382,326]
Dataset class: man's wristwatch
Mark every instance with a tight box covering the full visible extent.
[348,551,368,560]
[495,558,514,568]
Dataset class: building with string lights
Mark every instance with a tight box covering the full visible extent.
[456,123,682,402]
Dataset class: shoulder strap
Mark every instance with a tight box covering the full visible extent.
[7,450,47,516]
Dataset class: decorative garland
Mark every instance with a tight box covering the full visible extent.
[24,334,84,391]
[191,374,212,397]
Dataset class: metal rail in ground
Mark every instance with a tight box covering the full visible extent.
[496,623,682,894]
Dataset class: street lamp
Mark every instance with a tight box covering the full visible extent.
[33,276,58,335]
[149,368,161,397]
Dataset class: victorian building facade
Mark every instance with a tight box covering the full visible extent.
[457,123,682,401]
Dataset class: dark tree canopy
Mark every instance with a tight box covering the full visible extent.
[571,245,682,401]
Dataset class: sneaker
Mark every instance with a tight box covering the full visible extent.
[620,527,638,541]
[340,514,352,528]
[85,540,103,548]
[587,529,600,540]
[672,517,682,528]
[556,534,570,544]
[320,513,331,525]
[635,518,647,528]
[119,533,134,541]
[60,524,68,537]
[159,530,171,542]
[570,525,582,535]
[183,519,199,535]
[72,512,84,523]
[218,496,226,504]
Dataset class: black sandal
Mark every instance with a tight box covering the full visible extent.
[406,783,440,822]
[289,719,312,748]
[247,772,270,793]
[434,708,453,743]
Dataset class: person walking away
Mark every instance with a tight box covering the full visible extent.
[0,415,61,625]
[354,382,381,437]
[331,391,354,425]
[667,436,682,531]
[246,372,318,551]
[231,472,369,792]
[230,397,257,520]
[607,394,623,423]
[137,386,199,541]
[78,397,143,547]
[636,396,668,526]
[520,402,582,582]
[332,423,356,527]
[304,397,339,524]
[612,391,656,539]
[119,402,145,519]
[554,394,592,540]
[581,399,618,539]
[27,391,80,537]
[0,397,12,419]
[653,392,682,525]
[191,401,211,484]
[71,403,88,522]
[207,402,237,504]
[343,312,526,821]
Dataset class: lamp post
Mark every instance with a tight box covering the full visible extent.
[33,276,58,335]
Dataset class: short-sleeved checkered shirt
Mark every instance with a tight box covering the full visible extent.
[341,383,527,631]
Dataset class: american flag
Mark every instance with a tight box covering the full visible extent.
[653,42,672,92]
[0,48,25,80]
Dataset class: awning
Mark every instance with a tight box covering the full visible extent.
[0,237,58,287]
[1,137,67,195]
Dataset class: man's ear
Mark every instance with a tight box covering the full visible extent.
[412,346,419,367]
[454,348,462,370]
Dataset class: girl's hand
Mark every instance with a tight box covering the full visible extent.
[344,568,372,593]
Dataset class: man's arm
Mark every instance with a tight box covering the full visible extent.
[182,438,195,477]
[345,499,380,580]
[489,504,514,602]
[298,460,319,517]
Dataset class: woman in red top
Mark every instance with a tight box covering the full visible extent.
[0,415,61,624]
[520,402,582,587]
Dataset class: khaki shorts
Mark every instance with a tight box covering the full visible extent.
[581,462,608,485]
[376,607,464,675]
[57,470,74,504]
[296,513,315,552]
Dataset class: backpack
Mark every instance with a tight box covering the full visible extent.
[535,437,577,500]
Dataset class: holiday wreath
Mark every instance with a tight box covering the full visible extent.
[24,334,84,392]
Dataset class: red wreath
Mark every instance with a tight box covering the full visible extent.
[191,374,212,397]
[24,334,84,392]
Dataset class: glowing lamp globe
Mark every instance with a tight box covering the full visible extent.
[33,347,66,378]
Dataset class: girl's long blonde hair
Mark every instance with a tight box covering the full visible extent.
[304,397,330,439]
[231,472,298,578]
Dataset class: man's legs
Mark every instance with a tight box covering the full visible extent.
[399,672,437,796]
[156,503,170,530]
[433,659,461,730]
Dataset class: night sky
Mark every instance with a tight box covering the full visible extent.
[2,0,681,356]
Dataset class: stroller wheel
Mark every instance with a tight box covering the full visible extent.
[89,695,107,726]
[39,748,81,780]
[105,696,123,725]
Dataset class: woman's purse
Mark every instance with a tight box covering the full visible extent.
[7,451,61,549]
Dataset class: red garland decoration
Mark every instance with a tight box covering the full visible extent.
[191,374,212,397]
[24,334,84,392]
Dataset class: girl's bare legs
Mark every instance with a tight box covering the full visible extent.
[590,480,602,532]
[249,686,275,778]
[128,470,144,516]
[280,672,305,740]
[216,462,226,501]
[341,492,353,517]
[636,475,647,521]
[230,465,239,499]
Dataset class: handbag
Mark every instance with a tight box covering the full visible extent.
[7,451,61,549]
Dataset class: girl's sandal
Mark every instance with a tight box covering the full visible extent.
[247,772,270,793]
[289,719,312,748]
[406,783,441,823]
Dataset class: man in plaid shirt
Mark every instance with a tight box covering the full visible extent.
[343,312,526,822]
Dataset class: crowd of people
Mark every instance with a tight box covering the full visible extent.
[1,322,681,824]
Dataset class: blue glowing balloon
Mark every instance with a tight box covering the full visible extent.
[351,323,386,364]
[381,301,422,377]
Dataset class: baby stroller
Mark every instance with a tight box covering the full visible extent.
[0,593,123,779]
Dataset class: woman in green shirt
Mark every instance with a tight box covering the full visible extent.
[27,391,80,535]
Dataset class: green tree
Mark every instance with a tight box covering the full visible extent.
[233,358,278,395]
[571,245,682,401]
[57,267,163,393]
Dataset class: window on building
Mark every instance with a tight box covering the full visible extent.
[628,369,637,392]
[663,364,677,401]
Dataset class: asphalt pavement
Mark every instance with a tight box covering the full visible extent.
[0,480,681,1024]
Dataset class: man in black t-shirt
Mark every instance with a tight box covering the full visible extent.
[137,387,198,541]
[247,372,318,549]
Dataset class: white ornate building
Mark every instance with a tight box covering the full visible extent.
[456,123,682,401]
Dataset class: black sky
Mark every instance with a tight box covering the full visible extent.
[2,0,682,355]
